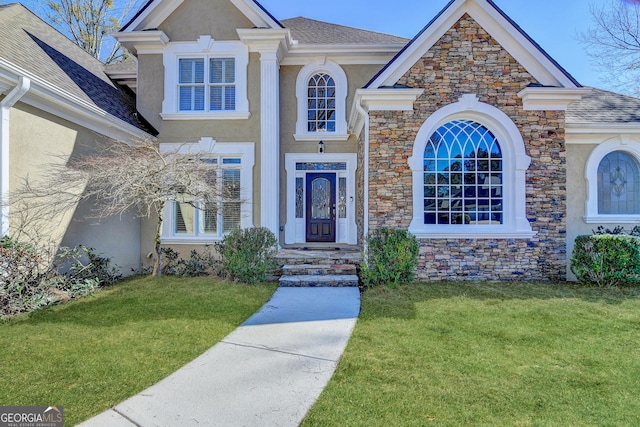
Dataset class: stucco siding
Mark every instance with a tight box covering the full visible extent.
[158,0,254,42]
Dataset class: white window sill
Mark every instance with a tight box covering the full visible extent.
[293,133,350,142]
[161,237,223,245]
[161,111,251,120]
[583,215,640,224]
[408,226,537,239]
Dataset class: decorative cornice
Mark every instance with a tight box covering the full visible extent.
[236,28,291,60]
[349,88,423,135]
[517,87,592,111]
[112,30,170,55]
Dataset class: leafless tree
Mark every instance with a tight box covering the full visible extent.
[9,139,226,276]
[578,0,640,95]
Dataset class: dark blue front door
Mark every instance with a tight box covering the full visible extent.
[306,173,336,242]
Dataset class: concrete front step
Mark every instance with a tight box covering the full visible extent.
[282,263,357,276]
[279,274,360,287]
[276,249,362,266]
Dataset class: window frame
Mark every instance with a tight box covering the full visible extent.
[294,59,348,141]
[584,137,640,223]
[162,37,249,120]
[161,140,254,244]
[408,95,535,238]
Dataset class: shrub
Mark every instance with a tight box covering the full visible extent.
[0,236,58,316]
[217,227,277,284]
[161,246,219,277]
[1,238,121,317]
[361,228,419,288]
[571,234,640,287]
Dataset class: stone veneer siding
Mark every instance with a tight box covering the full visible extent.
[367,14,566,281]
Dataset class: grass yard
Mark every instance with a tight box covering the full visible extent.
[0,276,277,426]
[303,282,640,427]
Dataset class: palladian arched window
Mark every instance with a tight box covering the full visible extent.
[424,120,503,225]
[597,151,640,214]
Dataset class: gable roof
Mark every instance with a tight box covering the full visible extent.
[0,3,155,136]
[567,88,640,125]
[281,17,408,45]
[366,0,580,89]
[122,0,283,32]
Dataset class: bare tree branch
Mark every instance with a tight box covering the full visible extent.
[578,0,640,95]
[7,139,227,276]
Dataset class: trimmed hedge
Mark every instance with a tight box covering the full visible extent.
[571,234,640,287]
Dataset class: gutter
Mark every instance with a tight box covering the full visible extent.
[0,76,31,236]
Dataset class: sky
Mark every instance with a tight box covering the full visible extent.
[1,0,610,90]
[259,0,602,89]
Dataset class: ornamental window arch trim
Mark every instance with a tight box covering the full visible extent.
[294,59,348,141]
[584,136,640,223]
[408,94,534,238]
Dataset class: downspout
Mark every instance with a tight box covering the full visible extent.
[355,100,370,243]
[0,76,31,236]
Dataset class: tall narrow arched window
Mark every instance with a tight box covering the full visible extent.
[295,60,348,141]
[423,120,503,225]
[597,151,640,214]
[307,73,336,132]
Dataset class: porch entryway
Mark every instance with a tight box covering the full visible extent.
[284,153,358,245]
[276,248,362,287]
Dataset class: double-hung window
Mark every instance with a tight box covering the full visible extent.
[178,57,235,112]
[162,38,249,120]
[174,157,242,238]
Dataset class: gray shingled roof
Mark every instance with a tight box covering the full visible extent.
[567,87,640,125]
[0,3,155,135]
[281,17,408,45]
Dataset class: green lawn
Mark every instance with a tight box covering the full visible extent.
[303,282,640,427]
[0,276,277,426]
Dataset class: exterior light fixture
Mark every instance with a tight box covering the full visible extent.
[318,140,325,154]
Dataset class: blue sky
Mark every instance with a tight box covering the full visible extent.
[260,0,601,88]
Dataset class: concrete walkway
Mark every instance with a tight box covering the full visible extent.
[79,287,361,427]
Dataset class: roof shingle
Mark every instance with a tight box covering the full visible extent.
[0,3,155,135]
[567,87,640,125]
[281,17,408,45]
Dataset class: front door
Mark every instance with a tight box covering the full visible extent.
[306,173,336,242]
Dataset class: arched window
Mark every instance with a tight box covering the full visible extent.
[408,95,534,238]
[597,151,640,215]
[295,60,348,141]
[424,120,503,225]
[307,73,336,132]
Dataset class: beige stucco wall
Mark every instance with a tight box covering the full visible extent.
[9,102,141,273]
[159,0,254,42]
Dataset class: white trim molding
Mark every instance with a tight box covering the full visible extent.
[349,88,424,135]
[294,59,349,142]
[518,87,592,111]
[583,135,640,224]
[112,30,169,55]
[284,153,358,245]
[161,37,250,120]
[408,94,535,239]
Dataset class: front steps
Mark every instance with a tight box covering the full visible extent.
[276,249,362,287]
